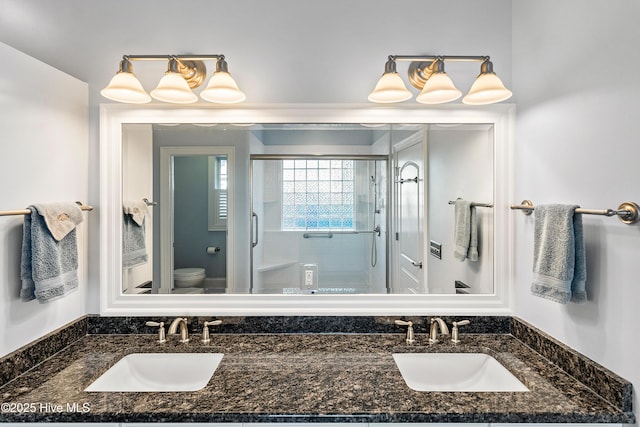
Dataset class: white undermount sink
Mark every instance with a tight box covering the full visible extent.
[85,353,224,392]
[392,353,529,392]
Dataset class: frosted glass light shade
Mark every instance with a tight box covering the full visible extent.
[100,72,151,104]
[150,72,198,104]
[368,72,412,103]
[200,71,246,103]
[416,73,462,104]
[462,73,513,105]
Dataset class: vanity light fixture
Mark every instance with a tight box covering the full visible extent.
[368,55,512,105]
[101,54,246,104]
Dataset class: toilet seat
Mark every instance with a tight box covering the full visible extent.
[174,268,205,278]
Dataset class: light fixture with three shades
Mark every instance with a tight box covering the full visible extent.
[101,54,245,104]
[368,55,512,105]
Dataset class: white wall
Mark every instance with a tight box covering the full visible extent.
[512,0,640,416]
[0,42,88,356]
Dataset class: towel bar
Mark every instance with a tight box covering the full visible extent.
[448,200,494,208]
[0,202,93,217]
[511,200,639,225]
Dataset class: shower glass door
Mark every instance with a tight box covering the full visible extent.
[250,156,388,294]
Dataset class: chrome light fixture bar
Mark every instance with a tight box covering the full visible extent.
[368,55,512,105]
[101,54,246,104]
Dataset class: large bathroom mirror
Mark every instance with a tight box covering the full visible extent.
[101,105,514,315]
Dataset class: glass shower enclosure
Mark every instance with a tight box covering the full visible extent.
[250,155,388,294]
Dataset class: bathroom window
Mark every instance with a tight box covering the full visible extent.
[281,159,354,230]
[208,155,228,230]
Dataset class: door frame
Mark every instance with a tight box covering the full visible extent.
[159,146,236,294]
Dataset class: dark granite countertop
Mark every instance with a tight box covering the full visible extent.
[0,331,634,423]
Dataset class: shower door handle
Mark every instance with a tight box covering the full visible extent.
[251,212,259,248]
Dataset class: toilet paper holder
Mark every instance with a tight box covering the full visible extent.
[206,246,221,254]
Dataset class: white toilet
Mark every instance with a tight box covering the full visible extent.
[173,268,206,290]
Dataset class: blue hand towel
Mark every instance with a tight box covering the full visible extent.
[122,201,148,268]
[453,199,478,261]
[20,203,82,304]
[531,204,587,304]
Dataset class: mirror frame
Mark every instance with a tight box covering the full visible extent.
[100,103,515,315]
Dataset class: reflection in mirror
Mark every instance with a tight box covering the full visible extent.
[164,152,229,295]
[251,156,388,294]
[122,124,153,294]
[120,123,494,296]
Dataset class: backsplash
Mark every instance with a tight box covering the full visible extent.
[86,314,512,335]
[0,318,86,386]
[512,317,632,413]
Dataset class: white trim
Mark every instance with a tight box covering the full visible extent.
[100,103,515,316]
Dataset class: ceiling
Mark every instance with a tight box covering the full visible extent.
[0,0,513,105]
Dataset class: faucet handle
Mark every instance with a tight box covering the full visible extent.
[202,320,223,344]
[145,321,166,344]
[451,320,470,344]
[394,320,415,345]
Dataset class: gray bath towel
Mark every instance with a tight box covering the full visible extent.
[453,199,478,261]
[20,203,82,303]
[123,202,148,268]
[531,204,587,304]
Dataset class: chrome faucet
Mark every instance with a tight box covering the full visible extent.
[428,317,449,344]
[167,317,190,343]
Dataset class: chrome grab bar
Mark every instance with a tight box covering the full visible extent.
[302,228,381,239]
[403,254,423,269]
[251,212,259,247]
[303,232,333,239]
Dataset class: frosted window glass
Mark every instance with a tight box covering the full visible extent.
[281,159,355,230]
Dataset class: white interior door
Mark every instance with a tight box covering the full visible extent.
[394,140,425,293]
